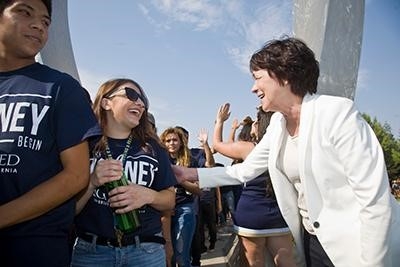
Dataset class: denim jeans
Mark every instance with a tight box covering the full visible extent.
[220,190,236,224]
[171,202,196,267]
[71,238,165,267]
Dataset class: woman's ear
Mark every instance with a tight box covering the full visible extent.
[101,98,111,110]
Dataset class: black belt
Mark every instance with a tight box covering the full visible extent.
[77,232,165,247]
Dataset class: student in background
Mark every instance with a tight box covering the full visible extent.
[160,127,202,267]
[148,112,157,133]
[213,103,296,267]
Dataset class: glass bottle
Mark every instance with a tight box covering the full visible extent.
[106,172,141,233]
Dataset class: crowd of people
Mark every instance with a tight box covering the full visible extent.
[1,1,400,267]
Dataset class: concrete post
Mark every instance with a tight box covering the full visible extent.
[36,0,80,83]
[293,0,365,99]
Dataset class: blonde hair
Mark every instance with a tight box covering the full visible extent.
[160,127,191,166]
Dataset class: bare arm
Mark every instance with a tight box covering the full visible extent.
[0,141,90,228]
[197,128,215,167]
[228,118,240,142]
[213,103,231,150]
[161,210,173,267]
[180,181,202,195]
[215,187,222,214]
[213,103,254,160]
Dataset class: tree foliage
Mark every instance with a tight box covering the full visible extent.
[362,113,400,181]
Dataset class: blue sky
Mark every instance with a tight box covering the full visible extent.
[68,0,399,164]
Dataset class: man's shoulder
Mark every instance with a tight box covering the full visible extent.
[36,63,78,83]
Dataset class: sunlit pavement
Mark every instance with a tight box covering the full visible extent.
[200,220,239,267]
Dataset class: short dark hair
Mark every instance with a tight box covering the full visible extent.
[256,108,273,141]
[237,116,254,142]
[250,37,319,97]
[0,0,52,17]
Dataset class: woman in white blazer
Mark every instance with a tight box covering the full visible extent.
[173,37,400,267]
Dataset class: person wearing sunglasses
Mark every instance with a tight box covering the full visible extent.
[71,78,177,267]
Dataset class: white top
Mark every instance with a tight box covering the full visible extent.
[279,131,314,234]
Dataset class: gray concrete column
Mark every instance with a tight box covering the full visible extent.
[294,0,365,99]
[36,0,80,82]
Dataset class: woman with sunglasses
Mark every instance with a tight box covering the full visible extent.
[71,78,177,267]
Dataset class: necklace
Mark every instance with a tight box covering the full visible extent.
[104,134,133,164]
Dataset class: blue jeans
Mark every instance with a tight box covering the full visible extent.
[71,238,165,267]
[220,190,235,223]
[171,202,196,267]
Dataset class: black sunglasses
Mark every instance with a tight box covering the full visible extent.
[104,87,148,108]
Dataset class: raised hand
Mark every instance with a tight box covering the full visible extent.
[231,118,240,130]
[216,103,231,123]
[197,128,209,146]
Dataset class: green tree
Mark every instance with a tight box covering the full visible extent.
[362,114,400,182]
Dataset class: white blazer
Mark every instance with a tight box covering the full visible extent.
[198,94,400,267]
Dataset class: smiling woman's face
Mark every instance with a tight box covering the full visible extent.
[103,82,145,131]
[251,69,286,112]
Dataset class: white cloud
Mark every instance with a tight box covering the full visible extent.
[138,0,292,72]
[143,0,224,31]
[225,1,293,72]
[138,3,171,31]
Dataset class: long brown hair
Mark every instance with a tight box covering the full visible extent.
[92,78,160,154]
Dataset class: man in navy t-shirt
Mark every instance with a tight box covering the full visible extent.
[0,1,99,266]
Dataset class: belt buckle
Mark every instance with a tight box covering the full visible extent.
[115,229,124,248]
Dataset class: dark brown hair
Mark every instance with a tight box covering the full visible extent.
[237,116,254,142]
[250,37,319,97]
[255,108,274,142]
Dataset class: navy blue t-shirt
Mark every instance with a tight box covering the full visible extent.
[190,148,206,168]
[170,153,202,205]
[75,137,177,238]
[0,63,99,237]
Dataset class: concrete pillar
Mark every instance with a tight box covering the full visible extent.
[36,0,80,82]
[293,0,365,99]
